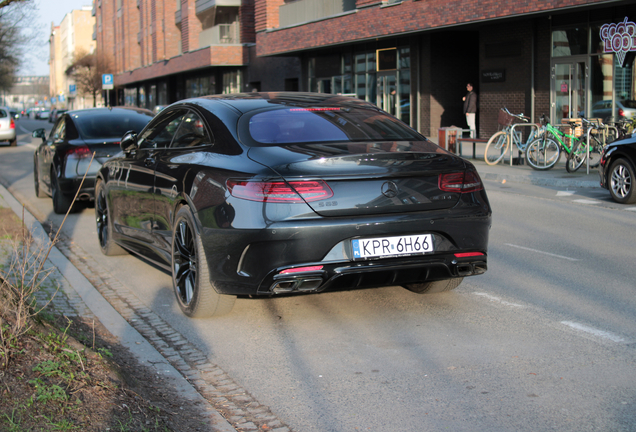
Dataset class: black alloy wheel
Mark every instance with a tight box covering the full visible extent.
[608,158,636,204]
[171,205,236,318]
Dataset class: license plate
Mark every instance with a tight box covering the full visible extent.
[352,234,433,259]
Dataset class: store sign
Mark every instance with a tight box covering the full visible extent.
[600,17,636,66]
[481,69,505,83]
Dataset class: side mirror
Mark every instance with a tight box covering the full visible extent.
[32,128,46,141]
[120,130,139,153]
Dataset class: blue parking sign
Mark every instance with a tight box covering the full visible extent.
[102,74,114,90]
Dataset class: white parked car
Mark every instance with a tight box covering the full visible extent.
[0,107,17,147]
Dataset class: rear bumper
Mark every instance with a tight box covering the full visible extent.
[199,204,491,296]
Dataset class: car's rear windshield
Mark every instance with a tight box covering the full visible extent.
[74,111,153,140]
[247,107,422,144]
[622,100,636,108]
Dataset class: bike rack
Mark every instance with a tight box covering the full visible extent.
[508,123,541,166]
[584,123,617,174]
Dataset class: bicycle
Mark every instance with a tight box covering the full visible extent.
[525,115,604,172]
[566,117,608,172]
[484,108,538,165]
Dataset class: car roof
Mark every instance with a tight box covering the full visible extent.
[175,92,380,115]
[65,106,154,118]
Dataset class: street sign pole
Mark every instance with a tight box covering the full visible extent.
[102,74,114,107]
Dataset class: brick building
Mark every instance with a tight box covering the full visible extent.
[49,6,98,110]
[95,0,636,140]
[255,0,636,139]
[93,0,300,111]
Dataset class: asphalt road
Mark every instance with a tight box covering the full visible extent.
[3,118,636,431]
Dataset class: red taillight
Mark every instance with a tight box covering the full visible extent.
[279,265,324,274]
[454,252,485,258]
[619,108,625,117]
[289,108,341,112]
[9,118,14,129]
[227,180,333,203]
[65,145,92,158]
[439,170,483,193]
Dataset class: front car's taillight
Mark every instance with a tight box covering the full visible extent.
[64,145,98,177]
[438,170,484,193]
[227,180,334,203]
[9,118,15,129]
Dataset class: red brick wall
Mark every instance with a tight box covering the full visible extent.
[241,0,256,43]
[256,0,610,56]
[255,0,284,32]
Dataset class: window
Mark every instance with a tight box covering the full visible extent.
[247,106,422,145]
[172,111,212,148]
[138,109,187,149]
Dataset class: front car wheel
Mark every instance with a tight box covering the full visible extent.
[95,180,127,256]
[172,205,236,318]
[608,158,636,204]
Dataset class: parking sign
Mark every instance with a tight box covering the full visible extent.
[102,74,114,90]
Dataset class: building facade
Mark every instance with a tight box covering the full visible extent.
[94,0,300,111]
[93,0,636,140]
[255,0,636,138]
[49,6,99,110]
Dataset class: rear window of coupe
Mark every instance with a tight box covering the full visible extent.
[74,111,153,140]
[247,107,422,145]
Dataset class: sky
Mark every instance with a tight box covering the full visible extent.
[18,0,92,76]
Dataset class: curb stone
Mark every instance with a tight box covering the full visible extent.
[0,183,292,432]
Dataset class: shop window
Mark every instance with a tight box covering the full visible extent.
[552,28,588,57]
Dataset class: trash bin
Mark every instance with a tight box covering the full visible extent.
[438,127,463,153]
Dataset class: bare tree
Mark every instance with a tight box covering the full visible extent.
[0,0,34,91]
[66,50,112,107]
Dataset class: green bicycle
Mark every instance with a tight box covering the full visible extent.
[525,116,604,172]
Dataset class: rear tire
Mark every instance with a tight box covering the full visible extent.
[608,158,636,204]
[9,138,17,147]
[484,131,507,165]
[172,205,236,318]
[525,137,560,170]
[403,277,464,294]
[51,169,74,214]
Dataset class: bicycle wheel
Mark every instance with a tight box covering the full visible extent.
[587,136,603,168]
[525,137,560,170]
[566,140,587,173]
[484,131,508,165]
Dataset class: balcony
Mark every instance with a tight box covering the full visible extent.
[279,0,355,28]
[199,22,239,47]
[196,0,241,15]
[175,9,181,25]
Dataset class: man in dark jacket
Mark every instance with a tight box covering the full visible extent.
[463,83,477,137]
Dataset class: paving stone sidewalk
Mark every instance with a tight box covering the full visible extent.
[0,189,291,432]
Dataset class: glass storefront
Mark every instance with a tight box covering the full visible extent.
[552,20,636,123]
[308,46,412,126]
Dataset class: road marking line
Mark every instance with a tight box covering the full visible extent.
[19,125,31,134]
[473,292,525,308]
[625,207,636,212]
[572,199,600,205]
[505,243,580,261]
[556,191,575,196]
[561,321,626,343]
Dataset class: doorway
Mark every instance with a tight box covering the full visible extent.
[377,72,397,117]
[551,59,588,121]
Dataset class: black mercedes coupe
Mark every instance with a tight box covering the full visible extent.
[95,92,492,318]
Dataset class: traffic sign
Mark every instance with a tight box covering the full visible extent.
[102,74,114,90]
